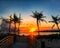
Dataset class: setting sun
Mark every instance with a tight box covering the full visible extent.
[30,28,36,32]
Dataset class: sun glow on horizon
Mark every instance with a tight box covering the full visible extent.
[30,27,36,32]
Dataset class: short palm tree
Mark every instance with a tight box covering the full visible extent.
[31,11,46,35]
[49,15,60,29]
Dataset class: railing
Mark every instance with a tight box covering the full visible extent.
[0,35,14,48]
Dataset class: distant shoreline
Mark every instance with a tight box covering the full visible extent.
[37,30,60,32]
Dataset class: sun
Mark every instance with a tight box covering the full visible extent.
[30,27,36,32]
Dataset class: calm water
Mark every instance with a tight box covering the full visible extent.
[1,31,59,36]
[19,32,59,36]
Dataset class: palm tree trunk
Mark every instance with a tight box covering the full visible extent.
[57,24,59,30]
[15,22,16,34]
[14,22,16,42]
[9,19,11,34]
[37,19,39,35]
[9,23,11,33]
[18,23,20,35]
[57,24,60,34]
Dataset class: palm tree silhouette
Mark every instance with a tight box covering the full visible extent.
[10,14,19,42]
[14,14,18,33]
[9,14,18,35]
[13,13,22,42]
[49,15,60,30]
[31,11,46,35]
[12,13,22,35]
[9,15,13,33]
[18,14,22,35]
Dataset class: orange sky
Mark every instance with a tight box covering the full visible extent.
[3,16,60,35]
[11,21,60,33]
[3,13,58,33]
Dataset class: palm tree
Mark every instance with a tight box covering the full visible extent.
[10,14,19,42]
[13,13,22,35]
[14,14,18,32]
[18,14,22,35]
[31,11,46,35]
[49,15,60,30]
[9,15,13,33]
[13,13,22,42]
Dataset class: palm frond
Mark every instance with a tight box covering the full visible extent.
[52,15,59,21]
[13,14,19,22]
[32,11,37,15]
[51,15,55,20]
[39,13,43,17]
[56,24,59,29]
[40,19,47,23]
[52,24,55,29]
[41,16,46,18]
[10,15,14,21]
[49,21,54,23]
[32,11,42,18]
[31,15,36,18]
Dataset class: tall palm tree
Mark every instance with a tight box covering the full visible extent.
[13,13,22,42]
[18,14,22,35]
[49,15,60,29]
[31,11,46,35]
[13,13,22,35]
[9,14,18,34]
[13,14,19,34]
[10,14,19,42]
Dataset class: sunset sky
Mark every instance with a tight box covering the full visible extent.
[0,0,60,34]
